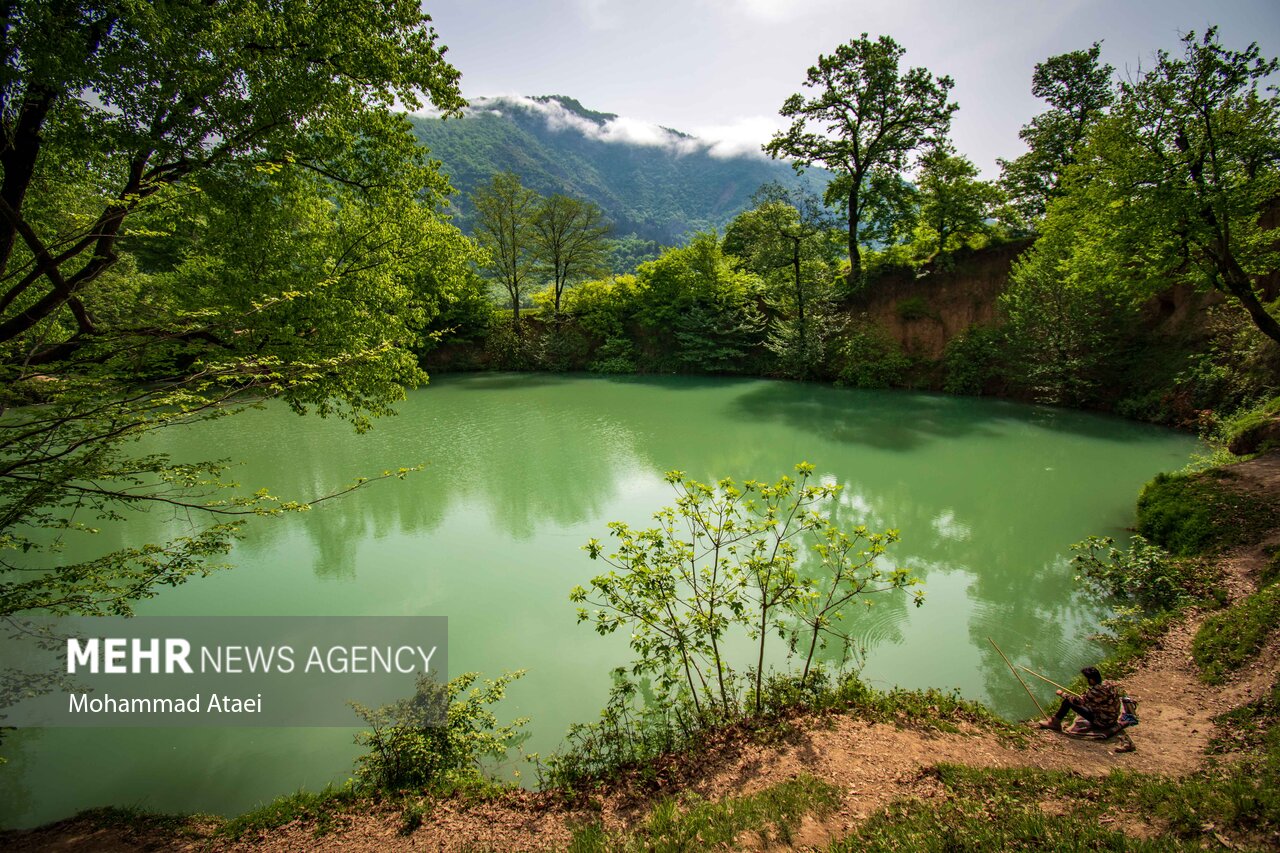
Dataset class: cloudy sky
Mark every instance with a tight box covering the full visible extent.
[423,0,1279,177]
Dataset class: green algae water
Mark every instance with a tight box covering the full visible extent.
[0,375,1199,828]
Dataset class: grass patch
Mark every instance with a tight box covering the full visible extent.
[1210,676,1280,754]
[1137,470,1280,556]
[828,667,1280,851]
[1263,546,1280,588]
[216,784,363,840]
[826,766,1168,852]
[64,805,194,836]
[834,682,1026,745]
[1192,583,1280,684]
[398,800,429,836]
[1222,394,1280,454]
[568,774,841,851]
[829,744,1280,852]
[1095,609,1184,679]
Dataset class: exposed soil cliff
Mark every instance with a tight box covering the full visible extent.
[847,241,1030,360]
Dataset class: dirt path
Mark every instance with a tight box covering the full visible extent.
[8,456,1280,853]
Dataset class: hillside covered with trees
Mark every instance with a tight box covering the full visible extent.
[431,30,1279,444]
[410,95,829,245]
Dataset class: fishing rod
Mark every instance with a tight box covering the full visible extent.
[1017,665,1076,696]
[988,637,1046,719]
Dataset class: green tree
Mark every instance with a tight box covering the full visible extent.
[998,202,1140,405]
[573,464,921,716]
[607,234,664,275]
[914,146,1003,259]
[0,1,471,619]
[532,193,612,318]
[471,172,542,327]
[1001,28,1280,400]
[765,34,956,284]
[1077,28,1280,344]
[634,232,764,373]
[724,183,841,377]
[852,169,920,250]
[997,42,1114,229]
[0,0,464,349]
[725,183,838,330]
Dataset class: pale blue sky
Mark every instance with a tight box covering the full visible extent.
[423,0,1279,177]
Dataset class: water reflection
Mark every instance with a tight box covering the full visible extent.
[1,375,1199,828]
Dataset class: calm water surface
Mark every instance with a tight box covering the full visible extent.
[0,375,1199,828]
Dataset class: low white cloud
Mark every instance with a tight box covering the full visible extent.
[690,115,786,159]
[466,96,777,160]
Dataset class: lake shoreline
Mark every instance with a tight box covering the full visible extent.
[6,451,1277,851]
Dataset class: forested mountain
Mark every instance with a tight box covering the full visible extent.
[410,95,827,243]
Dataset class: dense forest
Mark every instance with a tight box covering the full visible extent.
[410,95,828,245]
[426,31,1279,447]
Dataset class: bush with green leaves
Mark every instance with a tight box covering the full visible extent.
[832,322,914,389]
[942,325,1007,395]
[482,317,543,371]
[572,463,922,718]
[1070,534,1210,613]
[765,297,844,380]
[1221,394,1280,455]
[895,296,937,322]
[636,234,766,374]
[351,671,527,793]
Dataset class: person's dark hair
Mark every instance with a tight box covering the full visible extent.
[1081,666,1102,685]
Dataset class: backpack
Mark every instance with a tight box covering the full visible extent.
[1119,696,1139,728]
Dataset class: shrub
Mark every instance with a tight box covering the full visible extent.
[895,296,937,322]
[1222,394,1280,455]
[351,671,527,793]
[1193,584,1280,684]
[1137,471,1280,556]
[942,325,1006,395]
[588,337,638,373]
[482,318,542,370]
[217,785,361,839]
[1070,535,1215,613]
[833,323,914,388]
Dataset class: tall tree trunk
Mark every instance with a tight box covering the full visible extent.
[793,244,805,330]
[0,89,56,278]
[1220,255,1280,345]
[846,180,862,287]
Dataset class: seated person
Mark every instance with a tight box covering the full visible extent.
[1038,665,1120,732]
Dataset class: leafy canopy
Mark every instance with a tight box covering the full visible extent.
[0,1,473,618]
[765,34,956,282]
[997,42,1115,229]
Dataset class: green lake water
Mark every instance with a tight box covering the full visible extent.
[0,374,1200,828]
